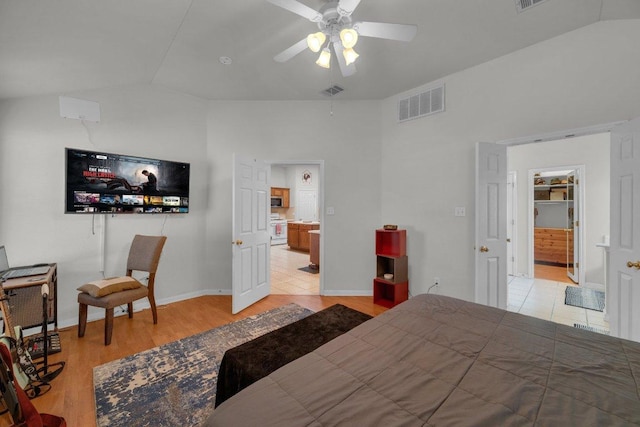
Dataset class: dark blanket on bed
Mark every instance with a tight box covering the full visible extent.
[207,294,640,426]
[214,304,372,407]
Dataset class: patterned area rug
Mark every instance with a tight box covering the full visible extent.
[565,286,605,311]
[93,303,314,427]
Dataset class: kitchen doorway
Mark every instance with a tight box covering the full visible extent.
[268,161,324,296]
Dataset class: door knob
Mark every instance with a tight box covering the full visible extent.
[232,240,243,246]
[479,246,489,253]
[627,261,640,269]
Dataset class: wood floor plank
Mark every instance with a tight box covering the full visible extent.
[0,295,386,427]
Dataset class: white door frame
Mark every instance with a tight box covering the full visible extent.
[527,164,585,285]
[267,159,325,295]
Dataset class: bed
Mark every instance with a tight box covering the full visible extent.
[204,294,640,426]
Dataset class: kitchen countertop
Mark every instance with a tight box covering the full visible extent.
[287,220,320,225]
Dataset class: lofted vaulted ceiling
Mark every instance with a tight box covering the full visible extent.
[1,0,639,101]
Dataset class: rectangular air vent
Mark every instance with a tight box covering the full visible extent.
[398,83,445,123]
[320,85,344,97]
[515,0,549,13]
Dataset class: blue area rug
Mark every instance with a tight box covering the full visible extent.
[93,303,314,427]
[565,286,605,312]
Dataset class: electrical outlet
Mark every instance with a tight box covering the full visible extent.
[434,277,440,286]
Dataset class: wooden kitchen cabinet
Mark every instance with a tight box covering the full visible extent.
[309,230,320,268]
[271,187,290,208]
[287,221,319,252]
[287,222,299,249]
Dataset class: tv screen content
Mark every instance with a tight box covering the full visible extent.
[65,148,190,214]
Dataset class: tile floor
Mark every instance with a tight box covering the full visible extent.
[507,275,609,333]
[270,244,319,295]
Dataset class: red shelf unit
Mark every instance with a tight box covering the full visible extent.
[375,229,406,257]
[373,229,408,308]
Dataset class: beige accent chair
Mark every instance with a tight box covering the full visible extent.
[77,235,167,345]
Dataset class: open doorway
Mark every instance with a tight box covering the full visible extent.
[505,133,610,329]
[269,162,323,295]
[530,166,583,285]
[508,133,609,286]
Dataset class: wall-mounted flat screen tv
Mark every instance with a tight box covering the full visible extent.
[65,148,190,214]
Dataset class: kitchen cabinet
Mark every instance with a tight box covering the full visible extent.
[309,230,320,268]
[271,187,290,208]
[287,221,319,252]
[287,223,299,249]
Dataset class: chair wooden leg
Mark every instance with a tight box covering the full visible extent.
[78,303,87,337]
[105,308,114,346]
[149,295,158,324]
[127,302,134,319]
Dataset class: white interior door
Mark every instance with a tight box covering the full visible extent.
[567,170,580,283]
[609,119,640,341]
[475,142,508,308]
[507,172,517,276]
[232,155,271,314]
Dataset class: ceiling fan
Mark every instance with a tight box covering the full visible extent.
[267,0,417,77]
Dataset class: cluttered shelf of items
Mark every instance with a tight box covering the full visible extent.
[533,173,575,267]
[0,262,65,418]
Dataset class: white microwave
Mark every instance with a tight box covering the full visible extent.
[271,197,283,207]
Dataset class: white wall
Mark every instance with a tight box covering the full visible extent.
[206,100,382,295]
[3,18,640,327]
[508,133,610,285]
[271,166,286,187]
[0,85,209,327]
[380,20,640,301]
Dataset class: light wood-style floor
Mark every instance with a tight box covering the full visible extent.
[0,295,386,427]
[534,263,575,284]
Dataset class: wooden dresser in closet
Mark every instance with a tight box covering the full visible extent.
[534,227,574,265]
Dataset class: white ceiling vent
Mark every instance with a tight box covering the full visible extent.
[320,85,344,97]
[515,0,549,13]
[398,84,445,123]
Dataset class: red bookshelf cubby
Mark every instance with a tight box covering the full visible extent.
[375,229,406,257]
[373,228,408,308]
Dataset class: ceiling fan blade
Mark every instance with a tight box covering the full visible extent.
[333,41,357,77]
[353,21,417,42]
[274,38,308,63]
[266,0,323,22]
[337,0,362,16]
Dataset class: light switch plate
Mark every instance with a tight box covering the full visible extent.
[326,207,335,215]
[454,207,466,217]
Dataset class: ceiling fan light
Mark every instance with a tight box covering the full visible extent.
[316,48,331,69]
[343,47,359,66]
[306,32,326,53]
[339,28,358,49]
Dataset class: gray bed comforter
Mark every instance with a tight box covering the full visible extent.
[205,294,640,426]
